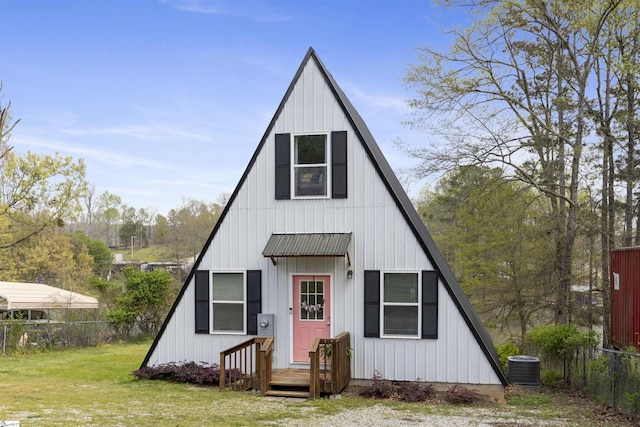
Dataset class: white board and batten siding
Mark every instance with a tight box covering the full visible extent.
[144,49,505,387]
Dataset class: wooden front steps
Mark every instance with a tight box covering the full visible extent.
[264,368,312,398]
[219,333,351,399]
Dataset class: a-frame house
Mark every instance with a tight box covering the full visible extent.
[142,48,508,398]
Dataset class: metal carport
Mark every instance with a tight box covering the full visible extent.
[0,281,98,317]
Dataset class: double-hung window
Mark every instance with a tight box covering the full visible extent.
[293,134,329,197]
[364,270,437,339]
[212,272,245,333]
[275,131,346,200]
[382,272,420,337]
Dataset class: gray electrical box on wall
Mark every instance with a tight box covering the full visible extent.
[257,313,275,336]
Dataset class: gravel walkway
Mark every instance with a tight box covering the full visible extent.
[268,404,568,427]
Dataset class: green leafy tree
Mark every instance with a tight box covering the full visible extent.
[404,0,623,326]
[0,88,87,252]
[3,229,94,292]
[0,83,19,160]
[96,191,121,247]
[152,213,170,245]
[163,198,222,279]
[107,267,174,337]
[119,221,148,249]
[90,276,122,313]
[166,206,190,267]
[136,207,155,247]
[419,166,554,340]
[72,231,113,276]
[0,151,87,249]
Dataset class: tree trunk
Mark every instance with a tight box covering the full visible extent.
[624,68,637,246]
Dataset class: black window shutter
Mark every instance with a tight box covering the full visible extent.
[275,133,291,200]
[364,270,381,337]
[331,131,347,199]
[246,270,262,335]
[422,270,438,339]
[195,270,210,334]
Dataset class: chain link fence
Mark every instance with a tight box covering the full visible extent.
[1,320,115,354]
[529,346,640,417]
[571,347,640,416]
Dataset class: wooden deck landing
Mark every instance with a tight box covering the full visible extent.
[271,369,312,386]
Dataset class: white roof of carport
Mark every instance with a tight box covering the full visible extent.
[0,281,99,310]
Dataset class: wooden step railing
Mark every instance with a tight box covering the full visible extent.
[219,336,273,394]
[309,331,351,399]
[259,336,274,395]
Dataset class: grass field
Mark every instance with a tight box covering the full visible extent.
[112,244,171,262]
[0,342,635,426]
[0,342,310,426]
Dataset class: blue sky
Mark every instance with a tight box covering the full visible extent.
[0,0,465,216]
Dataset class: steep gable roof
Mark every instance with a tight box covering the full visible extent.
[142,48,508,385]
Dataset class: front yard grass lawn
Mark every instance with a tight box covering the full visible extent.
[0,341,636,426]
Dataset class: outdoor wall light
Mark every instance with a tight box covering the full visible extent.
[347,270,353,279]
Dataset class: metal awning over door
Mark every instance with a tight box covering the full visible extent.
[262,232,351,265]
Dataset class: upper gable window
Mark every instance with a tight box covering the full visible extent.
[294,134,329,198]
[275,132,347,200]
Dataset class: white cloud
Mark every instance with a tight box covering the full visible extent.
[343,83,409,114]
[160,0,292,22]
[160,0,223,15]
[58,121,217,145]
[59,125,163,141]
[13,136,168,169]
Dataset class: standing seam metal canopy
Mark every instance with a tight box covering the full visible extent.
[262,232,351,265]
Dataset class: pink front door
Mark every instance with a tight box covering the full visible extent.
[292,275,331,362]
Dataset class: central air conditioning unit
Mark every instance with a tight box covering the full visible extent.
[508,355,540,386]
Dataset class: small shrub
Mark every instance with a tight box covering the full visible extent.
[497,341,521,373]
[358,370,397,399]
[3,319,26,355]
[526,324,597,365]
[133,363,179,381]
[395,381,435,402]
[442,385,480,405]
[624,390,640,414]
[540,369,563,388]
[357,371,436,402]
[132,361,223,386]
[586,355,609,374]
[585,355,610,394]
[173,361,221,384]
[525,324,598,385]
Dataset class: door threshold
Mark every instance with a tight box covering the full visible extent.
[289,362,310,369]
